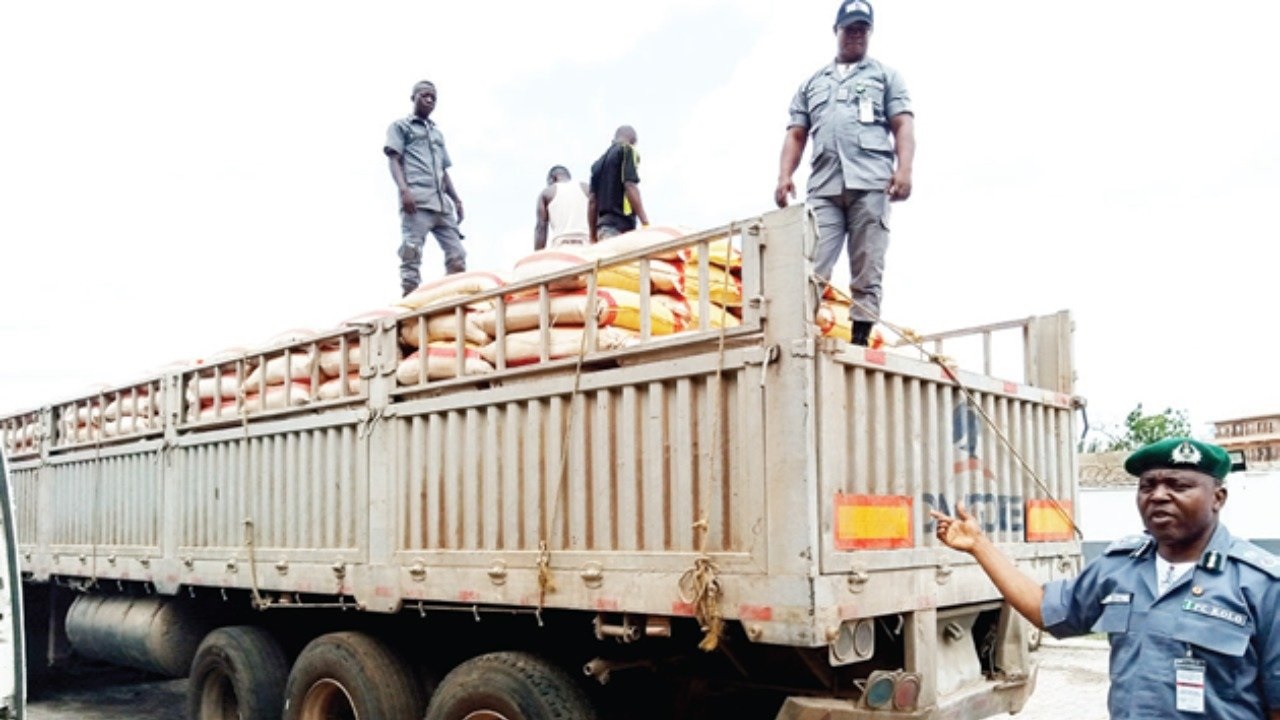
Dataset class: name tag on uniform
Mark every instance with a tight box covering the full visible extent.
[1174,658,1206,713]
[1101,592,1132,605]
[858,94,874,123]
[837,87,850,102]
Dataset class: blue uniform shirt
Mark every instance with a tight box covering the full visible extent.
[384,115,453,213]
[787,57,912,196]
[1042,524,1280,719]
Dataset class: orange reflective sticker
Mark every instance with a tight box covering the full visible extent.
[834,494,914,550]
[1026,499,1074,542]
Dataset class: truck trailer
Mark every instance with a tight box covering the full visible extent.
[0,206,1082,719]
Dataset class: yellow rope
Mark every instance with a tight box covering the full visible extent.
[680,518,724,652]
[537,260,601,609]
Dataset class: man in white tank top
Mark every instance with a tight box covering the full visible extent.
[535,165,590,249]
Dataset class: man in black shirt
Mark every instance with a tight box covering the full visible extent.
[588,126,649,242]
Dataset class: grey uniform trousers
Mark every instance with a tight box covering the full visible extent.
[399,209,465,294]
[810,190,890,323]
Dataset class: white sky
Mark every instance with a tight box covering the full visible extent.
[2,0,1278,438]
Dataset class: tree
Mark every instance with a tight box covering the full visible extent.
[1084,403,1191,453]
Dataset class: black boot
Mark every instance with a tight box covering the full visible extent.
[851,321,874,347]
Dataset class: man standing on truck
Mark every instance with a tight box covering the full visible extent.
[932,437,1280,719]
[535,165,590,250]
[775,0,914,347]
[385,80,466,296]
[589,126,649,243]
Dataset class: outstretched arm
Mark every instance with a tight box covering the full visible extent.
[931,504,1045,628]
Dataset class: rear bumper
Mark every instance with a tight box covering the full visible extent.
[774,663,1038,720]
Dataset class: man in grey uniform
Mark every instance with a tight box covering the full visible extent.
[385,80,466,296]
[932,437,1280,719]
[775,0,915,346]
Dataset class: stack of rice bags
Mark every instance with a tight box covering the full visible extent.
[101,384,162,438]
[683,237,743,330]
[487,226,701,365]
[239,329,319,414]
[57,393,104,444]
[187,347,250,421]
[393,273,499,385]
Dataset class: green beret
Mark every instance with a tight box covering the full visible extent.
[1124,437,1232,481]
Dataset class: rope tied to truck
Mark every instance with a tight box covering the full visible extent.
[537,259,604,610]
[680,517,724,652]
[815,275,1082,540]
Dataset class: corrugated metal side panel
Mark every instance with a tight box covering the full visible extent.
[820,360,1076,557]
[394,369,752,554]
[48,454,159,548]
[11,466,38,546]
[178,425,360,551]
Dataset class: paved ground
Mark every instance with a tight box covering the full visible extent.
[25,639,1111,719]
[28,667,185,720]
[1002,637,1110,720]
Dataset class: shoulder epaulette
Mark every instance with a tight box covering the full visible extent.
[1228,540,1280,580]
[1105,535,1152,556]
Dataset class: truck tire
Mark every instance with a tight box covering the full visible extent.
[283,631,425,720]
[426,651,598,720]
[188,626,289,720]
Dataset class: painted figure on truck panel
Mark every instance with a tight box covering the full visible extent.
[774,0,915,347]
[933,437,1280,720]
[385,80,466,295]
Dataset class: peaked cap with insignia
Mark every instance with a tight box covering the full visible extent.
[1123,437,1232,481]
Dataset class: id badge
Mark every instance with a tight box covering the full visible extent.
[1174,658,1206,714]
[858,94,874,123]
[837,87,850,102]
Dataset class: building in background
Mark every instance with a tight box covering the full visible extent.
[1214,413,1280,469]
[1077,450,1279,561]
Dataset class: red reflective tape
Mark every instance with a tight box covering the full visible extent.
[865,349,887,365]
[594,598,620,611]
[374,586,394,598]
[738,604,773,621]
[1003,381,1019,394]
[671,601,697,616]
[458,590,481,602]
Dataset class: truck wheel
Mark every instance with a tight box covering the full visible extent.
[188,626,289,720]
[283,631,425,720]
[426,651,597,720]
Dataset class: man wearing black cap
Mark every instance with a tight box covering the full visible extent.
[932,438,1280,719]
[776,0,914,346]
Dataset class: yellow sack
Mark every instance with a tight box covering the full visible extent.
[684,264,743,308]
[687,303,741,330]
[686,237,742,270]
